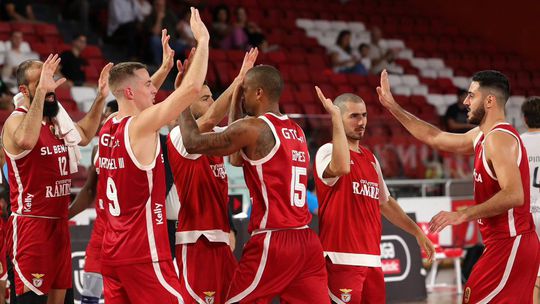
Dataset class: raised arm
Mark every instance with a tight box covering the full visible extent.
[376,70,479,155]
[3,54,66,154]
[150,29,175,90]
[130,7,209,137]
[315,86,350,177]
[75,63,113,145]
[179,107,263,156]
[429,132,524,233]
[381,196,435,262]
[197,48,259,132]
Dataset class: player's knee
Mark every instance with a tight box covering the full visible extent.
[17,291,47,304]
[82,272,103,298]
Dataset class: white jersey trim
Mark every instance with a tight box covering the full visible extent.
[256,164,271,229]
[11,216,45,295]
[124,117,160,171]
[169,126,201,160]
[145,170,184,303]
[225,231,272,304]
[0,273,6,281]
[240,115,281,166]
[477,234,521,304]
[324,251,382,267]
[10,159,24,214]
[315,143,340,187]
[473,131,483,148]
[175,230,230,245]
[181,245,205,304]
[251,225,309,236]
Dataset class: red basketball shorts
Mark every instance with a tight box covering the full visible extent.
[463,232,540,304]
[175,237,237,304]
[225,228,329,304]
[326,259,385,304]
[6,215,72,296]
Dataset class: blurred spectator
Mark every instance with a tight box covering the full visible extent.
[368,27,397,74]
[176,10,196,50]
[424,153,444,179]
[2,0,36,22]
[329,30,367,75]
[234,7,261,48]
[210,4,247,50]
[143,0,192,65]
[358,43,372,71]
[2,31,38,88]
[107,0,148,60]
[60,33,88,86]
[444,88,475,133]
[0,76,14,110]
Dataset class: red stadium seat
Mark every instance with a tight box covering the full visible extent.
[80,45,103,59]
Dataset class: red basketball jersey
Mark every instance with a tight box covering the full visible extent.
[241,113,311,233]
[167,126,231,244]
[315,143,390,267]
[98,116,171,265]
[4,107,71,218]
[473,123,535,242]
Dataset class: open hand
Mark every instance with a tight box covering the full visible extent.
[37,54,66,93]
[97,62,113,97]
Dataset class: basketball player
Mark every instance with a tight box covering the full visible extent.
[97,8,208,304]
[1,53,111,304]
[521,97,540,304]
[179,65,329,303]
[377,69,540,303]
[69,29,177,304]
[168,48,258,304]
[313,88,435,303]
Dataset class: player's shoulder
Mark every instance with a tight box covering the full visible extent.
[315,143,333,161]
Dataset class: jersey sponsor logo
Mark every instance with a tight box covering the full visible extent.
[100,133,120,148]
[339,289,352,303]
[292,150,306,163]
[210,164,226,179]
[45,179,72,198]
[463,287,471,303]
[23,193,34,213]
[281,128,305,143]
[40,144,68,156]
[154,203,164,225]
[31,273,44,288]
[473,170,483,183]
[352,180,380,199]
[203,291,215,304]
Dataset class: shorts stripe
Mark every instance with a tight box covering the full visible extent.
[225,231,272,304]
[478,235,521,304]
[181,245,205,304]
[11,216,44,295]
[328,288,346,304]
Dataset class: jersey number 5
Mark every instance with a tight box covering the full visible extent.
[291,166,307,207]
[107,177,121,216]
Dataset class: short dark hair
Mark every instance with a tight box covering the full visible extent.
[106,100,119,112]
[245,65,283,102]
[336,30,351,46]
[212,4,230,22]
[471,70,510,104]
[16,60,42,86]
[359,43,370,51]
[72,32,86,41]
[522,96,540,128]
[108,62,147,92]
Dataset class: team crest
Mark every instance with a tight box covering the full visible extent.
[32,273,44,288]
[463,287,471,303]
[340,288,352,303]
[203,291,215,304]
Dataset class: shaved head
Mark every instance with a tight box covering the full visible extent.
[244,65,283,102]
[334,93,365,112]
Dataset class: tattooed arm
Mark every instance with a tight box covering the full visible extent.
[179,107,275,158]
